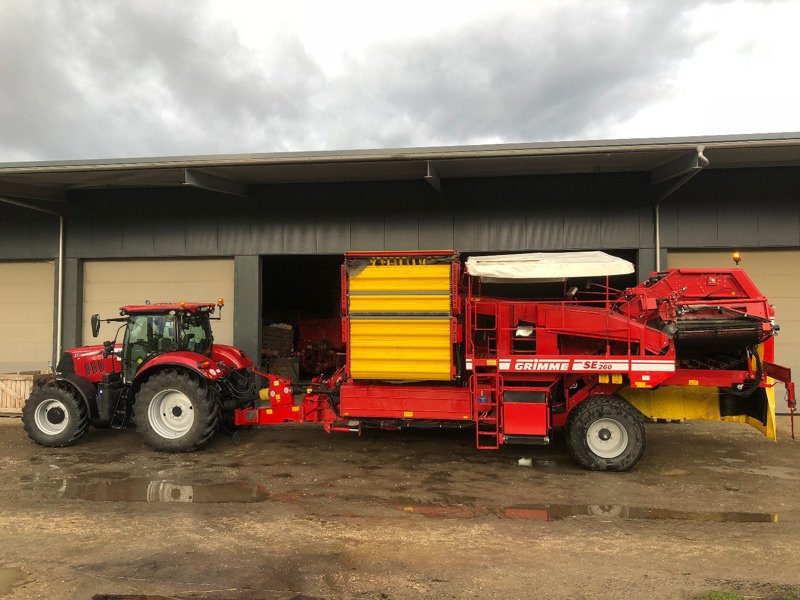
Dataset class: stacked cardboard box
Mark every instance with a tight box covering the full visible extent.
[261,323,294,357]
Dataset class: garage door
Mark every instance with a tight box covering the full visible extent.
[669,250,800,413]
[0,261,54,373]
[83,259,234,346]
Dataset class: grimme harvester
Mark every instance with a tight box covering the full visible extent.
[235,250,795,471]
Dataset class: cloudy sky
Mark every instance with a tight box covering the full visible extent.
[1,0,798,161]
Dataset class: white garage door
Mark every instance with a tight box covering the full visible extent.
[669,250,800,413]
[0,261,54,373]
[83,259,234,346]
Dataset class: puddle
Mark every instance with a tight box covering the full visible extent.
[701,465,800,481]
[54,479,269,503]
[0,568,23,595]
[659,469,690,477]
[398,502,779,523]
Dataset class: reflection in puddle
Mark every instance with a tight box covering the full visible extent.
[57,479,269,503]
[0,568,24,595]
[399,503,778,523]
[659,469,689,477]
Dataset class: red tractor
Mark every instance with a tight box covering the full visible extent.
[22,300,253,451]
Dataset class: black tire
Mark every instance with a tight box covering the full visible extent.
[22,385,89,447]
[133,369,219,452]
[565,395,646,472]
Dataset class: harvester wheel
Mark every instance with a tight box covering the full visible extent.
[565,395,646,472]
[22,385,89,447]
[133,369,219,452]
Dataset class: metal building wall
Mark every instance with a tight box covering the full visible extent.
[659,167,800,248]
[2,166,798,369]
[4,167,798,263]
[56,172,650,258]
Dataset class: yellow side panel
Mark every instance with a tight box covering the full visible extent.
[350,319,452,380]
[349,294,451,313]
[349,264,451,293]
[621,384,777,441]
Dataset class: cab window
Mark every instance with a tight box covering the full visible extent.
[124,314,177,379]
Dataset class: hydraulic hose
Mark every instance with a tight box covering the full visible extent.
[723,347,763,398]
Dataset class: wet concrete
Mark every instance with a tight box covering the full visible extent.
[1,418,799,599]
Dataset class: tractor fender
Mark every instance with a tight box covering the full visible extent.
[133,352,220,386]
[212,344,253,370]
[53,373,99,420]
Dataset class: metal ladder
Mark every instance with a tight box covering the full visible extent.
[472,371,502,450]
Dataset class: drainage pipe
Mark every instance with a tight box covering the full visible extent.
[653,146,709,271]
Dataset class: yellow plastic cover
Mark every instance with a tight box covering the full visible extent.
[622,384,777,441]
[347,262,454,380]
[349,319,452,380]
[348,264,452,293]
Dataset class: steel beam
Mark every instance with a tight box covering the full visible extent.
[0,180,67,203]
[650,146,709,270]
[0,194,61,216]
[425,161,442,192]
[184,168,248,197]
[650,146,708,184]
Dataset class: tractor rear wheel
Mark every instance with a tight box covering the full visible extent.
[133,369,219,452]
[565,395,646,472]
[22,385,89,447]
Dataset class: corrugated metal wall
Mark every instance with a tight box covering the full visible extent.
[58,173,650,257]
[1,167,798,261]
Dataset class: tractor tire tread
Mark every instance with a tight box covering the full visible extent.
[565,395,646,472]
[133,369,219,453]
[22,385,89,447]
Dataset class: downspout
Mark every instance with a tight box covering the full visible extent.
[0,196,64,366]
[653,146,709,271]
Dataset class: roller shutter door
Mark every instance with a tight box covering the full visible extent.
[669,250,800,413]
[82,259,234,346]
[0,261,54,373]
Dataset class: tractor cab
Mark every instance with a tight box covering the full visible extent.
[92,301,221,382]
[117,304,216,381]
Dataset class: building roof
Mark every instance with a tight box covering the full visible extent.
[2,132,800,204]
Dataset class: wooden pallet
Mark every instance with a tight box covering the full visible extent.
[0,374,35,416]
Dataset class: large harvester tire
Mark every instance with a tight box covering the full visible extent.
[22,385,89,447]
[133,369,219,452]
[565,395,646,472]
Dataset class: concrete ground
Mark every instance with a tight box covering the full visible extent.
[0,417,799,600]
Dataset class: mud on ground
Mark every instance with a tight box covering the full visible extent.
[0,417,799,599]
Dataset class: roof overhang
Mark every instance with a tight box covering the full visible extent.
[2,132,800,208]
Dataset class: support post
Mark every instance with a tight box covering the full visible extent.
[61,258,83,351]
[234,255,262,370]
[637,248,668,281]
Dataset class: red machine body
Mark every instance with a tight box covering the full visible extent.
[235,251,795,457]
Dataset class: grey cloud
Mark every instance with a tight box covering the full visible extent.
[323,2,702,148]
[0,0,704,161]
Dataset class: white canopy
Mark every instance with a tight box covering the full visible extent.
[465,251,635,281]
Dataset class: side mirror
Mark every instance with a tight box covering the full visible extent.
[91,314,101,338]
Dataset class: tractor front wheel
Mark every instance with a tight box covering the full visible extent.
[133,369,219,452]
[22,385,89,447]
[565,395,646,472]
